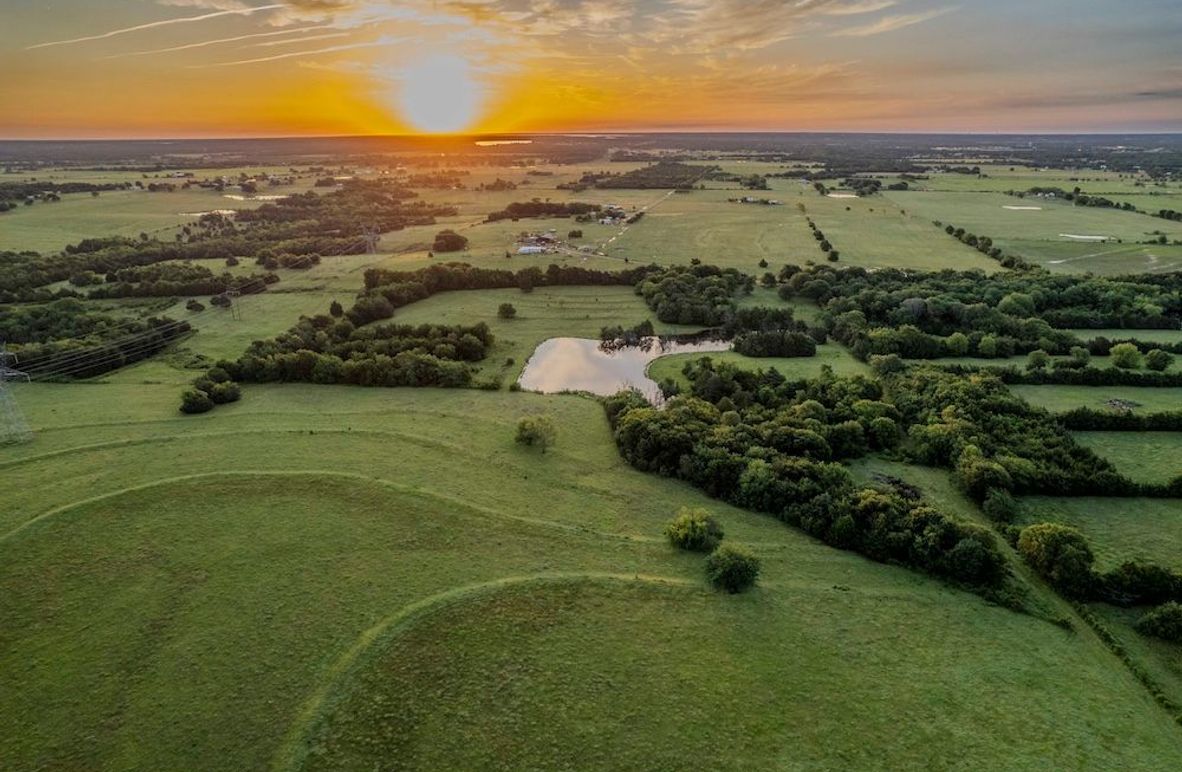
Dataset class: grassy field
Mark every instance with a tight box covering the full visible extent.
[1074,432,1182,484]
[1089,604,1182,713]
[1017,496,1182,572]
[1010,385,1182,413]
[883,189,1182,275]
[4,384,1182,770]
[649,345,868,387]
[0,182,315,254]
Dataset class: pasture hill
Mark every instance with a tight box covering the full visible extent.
[2,138,1182,771]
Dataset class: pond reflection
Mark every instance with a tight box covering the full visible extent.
[517,335,731,404]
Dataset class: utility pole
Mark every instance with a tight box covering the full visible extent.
[0,344,33,445]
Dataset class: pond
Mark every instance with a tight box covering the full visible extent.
[517,335,731,404]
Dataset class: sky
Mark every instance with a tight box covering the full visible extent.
[1,0,1180,138]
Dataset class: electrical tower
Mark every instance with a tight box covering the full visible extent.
[362,225,381,254]
[0,344,33,446]
[226,289,243,321]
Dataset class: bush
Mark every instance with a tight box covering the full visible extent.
[1145,349,1173,372]
[1110,342,1142,369]
[208,381,241,404]
[179,388,214,414]
[664,507,723,552]
[497,302,517,319]
[1135,601,1182,642]
[982,488,1018,522]
[515,415,556,452]
[329,300,344,318]
[1017,523,1096,597]
[432,229,468,253]
[705,543,760,593]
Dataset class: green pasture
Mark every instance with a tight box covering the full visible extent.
[1073,432,1182,484]
[3,384,1181,770]
[1009,385,1182,413]
[1017,496,1182,573]
[648,345,868,388]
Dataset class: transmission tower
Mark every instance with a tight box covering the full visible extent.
[362,225,381,254]
[0,344,33,446]
[226,289,243,321]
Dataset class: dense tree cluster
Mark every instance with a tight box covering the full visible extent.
[605,361,1008,594]
[595,161,717,190]
[635,265,750,325]
[732,330,817,358]
[217,315,493,391]
[880,364,1165,497]
[1015,187,1136,211]
[485,201,600,221]
[934,222,1032,269]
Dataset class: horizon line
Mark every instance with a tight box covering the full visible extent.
[3,129,1182,143]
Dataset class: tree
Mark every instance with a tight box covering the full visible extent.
[1135,601,1182,642]
[705,543,760,593]
[179,388,214,414]
[664,507,724,552]
[329,300,344,318]
[1145,349,1173,372]
[515,415,556,452]
[1026,349,1051,371]
[1110,342,1141,369]
[1017,523,1096,597]
[432,229,468,253]
[497,302,517,319]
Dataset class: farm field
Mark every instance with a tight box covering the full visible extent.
[883,190,1182,274]
[1074,432,1182,484]
[4,384,1182,770]
[1009,385,1182,413]
[1017,496,1182,572]
[649,345,868,387]
[0,181,317,254]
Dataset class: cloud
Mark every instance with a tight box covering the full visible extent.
[250,32,349,47]
[27,4,286,49]
[103,26,335,59]
[831,6,957,37]
[196,36,401,66]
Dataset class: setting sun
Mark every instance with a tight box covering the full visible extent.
[397,53,482,134]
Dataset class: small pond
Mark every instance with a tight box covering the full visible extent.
[517,335,731,404]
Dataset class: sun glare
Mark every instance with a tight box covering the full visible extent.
[398,53,482,134]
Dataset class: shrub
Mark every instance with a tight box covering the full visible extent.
[1017,523,1096,597]
[705,543,760,593]
[329,300,344,318]
[1110,342,1142,369]
[497,302,517,319]
[179,388,214,414]
[1026,349,1051,371]
[1135,601,1182,642]
[515,415,556,452]
[1145,349,1173,372]
[208,381,241,404]
[432,229,468,253]
[664,507,724,552]
[982,488,1018,522]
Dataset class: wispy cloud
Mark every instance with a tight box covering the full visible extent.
[195,37,397,67]
[27,3,285,50]
[102,25,333,59]
[832,6,958,37]
[250,32,349,47]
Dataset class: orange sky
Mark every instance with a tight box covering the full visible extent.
[2,0,1180,138]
